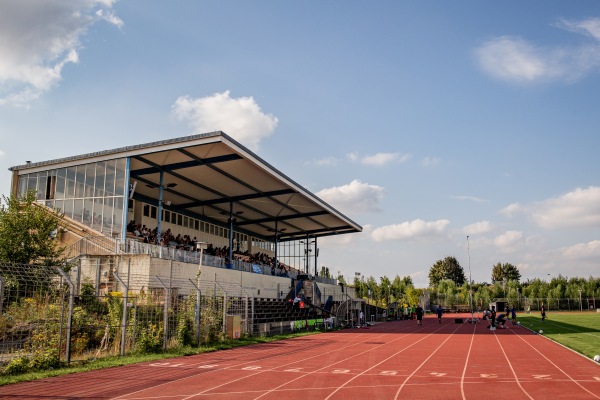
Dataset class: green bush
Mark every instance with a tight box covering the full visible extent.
[136,324,163,353]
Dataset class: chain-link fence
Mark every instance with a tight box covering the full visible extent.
[0,260,252,373]
[428,291,598,313]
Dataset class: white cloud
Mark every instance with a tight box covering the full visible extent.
[421,156,441,167]
[475,18,600,83]
[361,152,411,166]
[346,152,358,162]
[500,202,523,218]
[556,18,600,41]
[310,156,339,167]
[0,0,122,107]
[494,230,523,252]
[320,224,372,247]
[316,179,384,214]
[560,240,600,260]
[371,219,450,242]
[451,195,486,203]
[530,186,600,229]
[172,90,278,151]
[463,220,492,235]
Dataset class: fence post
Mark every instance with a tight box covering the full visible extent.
[189,279,202,345]
[0,276,4,316]
[223,292,227,333]
[95,258,101,296]
[113,269,129,357]
[155,276,170,350]
[55,267,74,365]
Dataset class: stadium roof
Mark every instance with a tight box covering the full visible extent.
[10,131,362,242]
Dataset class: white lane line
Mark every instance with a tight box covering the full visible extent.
[324,323,455,400]
[393,323,465,400]
[493,331,534,400]
[460,322,476,400]
[111,328,397,400]
[508,328,600,399]
[252,324,428,400]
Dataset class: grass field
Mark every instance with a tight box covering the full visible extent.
[517,311,600,360]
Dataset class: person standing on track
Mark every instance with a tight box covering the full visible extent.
[436,305,443,323]
[490,305,497,330]
[541,302,546,322]
[510,305,517,325]
[416,305,424,326]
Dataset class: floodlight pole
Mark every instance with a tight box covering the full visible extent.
[467,236,475,322]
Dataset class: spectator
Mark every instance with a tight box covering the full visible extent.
[416,305,424,326]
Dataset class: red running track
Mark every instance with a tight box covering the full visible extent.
[1,314,599,400]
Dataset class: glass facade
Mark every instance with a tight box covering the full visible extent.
[17,158,127,238]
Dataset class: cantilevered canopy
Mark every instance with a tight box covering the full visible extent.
[12,131,362,242]
[129,132,362,242]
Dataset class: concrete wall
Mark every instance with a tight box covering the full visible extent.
[74,254,348,302]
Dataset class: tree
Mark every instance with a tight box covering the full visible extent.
[491,262,521,283]
[0,191,65,265]
[428,256,466,287]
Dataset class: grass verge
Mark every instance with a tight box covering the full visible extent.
[0,330,319,387]
[517,312,600,360]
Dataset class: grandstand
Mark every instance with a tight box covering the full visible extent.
[8,131,363,335]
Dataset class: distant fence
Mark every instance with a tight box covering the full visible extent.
[0,261,251,371]
[429,293,597,312]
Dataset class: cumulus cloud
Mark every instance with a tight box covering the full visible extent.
[306,156,340,167]
[316,179,384,214]
[345,151,411,166]
[451,195,486,203]
[494,230,523,252]
[530,186,600,229]
[475,17,600,83]
[0,0,122,107]
[560,240,600,260]
[360,152,411,166]
[500,202,524,218]
[172,90,278,151]
[371,219,450,242]
[463,220,493,235]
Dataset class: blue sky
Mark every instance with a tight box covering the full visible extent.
[1,1,599,287]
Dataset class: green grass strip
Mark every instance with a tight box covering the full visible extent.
[517,312,600,360]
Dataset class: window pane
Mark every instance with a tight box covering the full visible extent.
[27,174,38,196]
[36,171,47,200]
[104,160,116,197]
[18,176,27,197]
[84,164,95,198]
[64,198,74,220]
[177,214,182,225]
[66,167,76,198]
[164,211,170,223]
[83,198,93,225]
[194,220,199,230]
[150,206,157,219]
[54,200,64,214]
[72,198,83,222]
[91,197,103,231]
[143,204,150,217]
[75,165,86,198]
[55,168,65,200]
[95,162,106,198]
[114,158,126,197]
[113,197,124,238]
